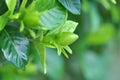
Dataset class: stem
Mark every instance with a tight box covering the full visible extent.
[20,0,28,11]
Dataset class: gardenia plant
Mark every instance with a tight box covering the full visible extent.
[0,0,80,73]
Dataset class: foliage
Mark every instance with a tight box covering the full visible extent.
[0,0,120,80]
[0,0,80,74]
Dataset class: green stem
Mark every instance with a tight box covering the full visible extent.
[20,0,28,11]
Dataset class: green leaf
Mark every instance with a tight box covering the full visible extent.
[62,20,78,32]
[33,41,46,74]
[46,48,65,80]
[35,0,55,11]
[40,5,67,29]
[0,11,10,31]
[0,25,29,68]
[0,0,8,15]
[0,50,5,64]
[79,51,105,80]
[58,0,81,14]
[111,0,116,4]
[87,23,115,45]
[5,0,17,14]
[89,3,101,33]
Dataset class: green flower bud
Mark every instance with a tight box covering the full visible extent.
[23,11,40,27]
[57,32,78,46]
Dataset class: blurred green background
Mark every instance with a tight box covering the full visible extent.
[0,0,120,80]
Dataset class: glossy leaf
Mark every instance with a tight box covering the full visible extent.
[35,0,55,11]
[58,0,81,14]
[40,5,67,29]
[0,25,29,68]
[34,41,46,74]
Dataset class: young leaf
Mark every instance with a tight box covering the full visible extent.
[0,11,10,31]
[62,20,78,32]
[34,41,46,74]
[5,0,17,14]
[40,5,67,29]
[0,26,29,68]
[58,0,81,15]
